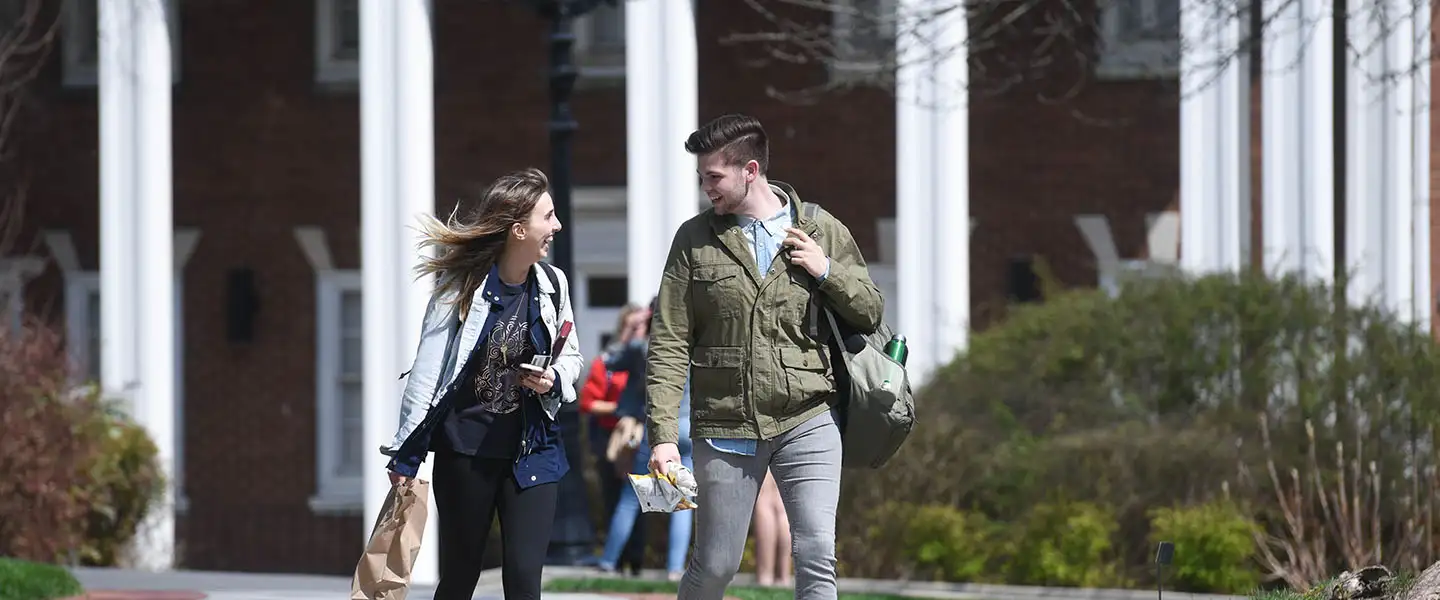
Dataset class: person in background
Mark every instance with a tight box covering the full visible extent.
[579,303,645,572]
[595,298,655,576]
[380,168,584,600]
[752,470,793,587]
[598,376,694,582]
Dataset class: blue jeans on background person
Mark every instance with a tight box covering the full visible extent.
[598,427,693,575]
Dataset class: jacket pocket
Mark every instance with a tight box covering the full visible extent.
[691,264,746,318]
[689,346,747,423]
[780,346,834,414]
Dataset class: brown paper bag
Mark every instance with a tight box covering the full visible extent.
[350,478,431,600]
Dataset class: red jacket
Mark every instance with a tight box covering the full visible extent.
[579,356,627,431]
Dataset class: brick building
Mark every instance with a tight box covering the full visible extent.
[0,0,1433,578]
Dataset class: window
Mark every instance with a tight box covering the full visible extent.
[315,0,360,84]
[830,0,896,84]
[0,257,44,335]
[311,270,363,512]
[64,272,189,510]
[0,0,25,29]
[586,276,628,308]
[62,0,182,88]
[1096,0,1180,79]
[575,1,625,79]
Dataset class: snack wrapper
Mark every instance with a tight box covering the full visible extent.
[627,462,700,513]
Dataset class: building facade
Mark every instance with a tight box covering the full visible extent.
[1,0,1433,576]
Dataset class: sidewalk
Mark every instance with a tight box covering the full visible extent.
[68,565,1250,600]
[67,566,615,600]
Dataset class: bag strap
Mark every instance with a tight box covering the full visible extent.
[800,201,835,341]
[539,262,564,313]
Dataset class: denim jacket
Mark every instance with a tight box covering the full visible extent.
[381,263,584,486]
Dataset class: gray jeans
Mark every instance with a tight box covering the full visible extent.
[678,410,843,600]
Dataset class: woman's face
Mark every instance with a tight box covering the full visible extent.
[513,192,561,261]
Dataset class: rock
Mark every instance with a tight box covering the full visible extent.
[1400,561,1440,600]
[1324,566,1394,600]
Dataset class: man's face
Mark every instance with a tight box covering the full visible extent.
[697,152,752,216]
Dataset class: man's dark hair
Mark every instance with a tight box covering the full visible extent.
[684,113,769,175]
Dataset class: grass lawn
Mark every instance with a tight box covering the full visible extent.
[544,577,911,600]
[0,558,82,600]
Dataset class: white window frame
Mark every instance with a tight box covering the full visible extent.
[1096,0,1180,79]
[314,0,359,85]
[574,1,625,80]
[62,0,182,88]
[63,271,190,511]
[829,0,896,85]
[0,282,21,335]
[310,269,363,513]
[0,256,45,337]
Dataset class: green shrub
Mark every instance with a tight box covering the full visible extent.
[75,397,165,566]
[1004,501,1125,588]
[1148,500,1260,593]
[846,501,995,581]
[0,557,83,600]
[839,269,1440,582]
[902,504,996,581]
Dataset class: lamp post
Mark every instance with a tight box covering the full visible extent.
[515,0,617,567]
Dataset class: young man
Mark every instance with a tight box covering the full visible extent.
[645,113,884,600]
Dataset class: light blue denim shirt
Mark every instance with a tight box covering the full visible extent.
[707,188,828,457]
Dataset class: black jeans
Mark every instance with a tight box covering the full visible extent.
[432,449,559,600]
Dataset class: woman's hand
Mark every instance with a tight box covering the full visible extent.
[389,470,409,486]
[520,367,556,394]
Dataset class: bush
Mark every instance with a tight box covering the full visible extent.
[74,395,164,566]
[899,504,997,581]
[837,270,1440,585]
[0,558,83,600]
[0,324,102,562]
[1148,500,1259,594]
[1003,501,1125,588]
[849,502,996,582]
[0,321,164,566]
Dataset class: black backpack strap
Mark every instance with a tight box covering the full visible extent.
[801,202,825,340]
[539,262,564,313]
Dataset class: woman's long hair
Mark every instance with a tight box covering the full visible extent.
[414,168,550,320]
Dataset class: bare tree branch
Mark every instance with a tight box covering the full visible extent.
[0,0,58,259]
[722,0,1437,107]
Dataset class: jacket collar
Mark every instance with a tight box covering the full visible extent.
[707,179,817,233]
[476,262,557,302]
[478,264,530,304]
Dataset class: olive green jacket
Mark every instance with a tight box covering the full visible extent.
[645,181,884,446]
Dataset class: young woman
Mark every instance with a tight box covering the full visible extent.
[380,168,584,600]
[578,303,646,572]
[753,470,793,588]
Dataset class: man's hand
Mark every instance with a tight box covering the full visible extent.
[649,442,682,475]
[782,227,829,279]
[388,470,409,486]
[520,367,556,394]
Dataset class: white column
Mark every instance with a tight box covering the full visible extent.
[1413,0,1432,332]
[1261,0,1334,282]
[1345,0,1417,318]
[1179,0,1248,273]
[360,0,438,584]
[99,0,176,570]
[626,0,699,303]
[896,0,968,384]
